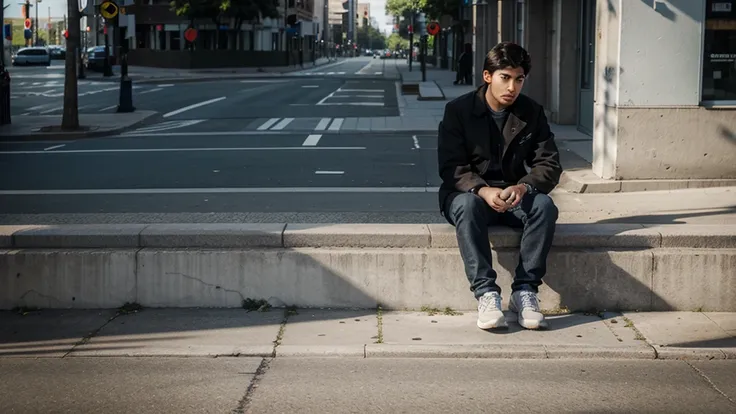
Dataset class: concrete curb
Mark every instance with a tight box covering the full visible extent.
[3,223,735,249]
[559,170,736,193]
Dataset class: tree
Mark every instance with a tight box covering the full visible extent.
[386,33,408,51]
[385,0,425,18]
[61,0,79,130]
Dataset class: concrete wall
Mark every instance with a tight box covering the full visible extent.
[593,0,736,180]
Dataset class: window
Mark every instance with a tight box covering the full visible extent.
[702,0,736,102]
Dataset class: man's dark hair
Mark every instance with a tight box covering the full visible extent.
[483,42,532,76]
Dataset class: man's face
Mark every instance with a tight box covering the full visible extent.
[483,67,526,107]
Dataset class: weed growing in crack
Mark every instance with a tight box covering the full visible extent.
[243,298,271,312]
[375,305,384,344]
[118,302,143,315]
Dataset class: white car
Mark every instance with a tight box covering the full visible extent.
[12,47,51,66]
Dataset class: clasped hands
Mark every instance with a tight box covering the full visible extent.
[477,184,527,213]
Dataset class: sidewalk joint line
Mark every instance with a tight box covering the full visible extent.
[233,357,272,414]
[685,360,736,407]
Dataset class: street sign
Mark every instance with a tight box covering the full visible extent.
[100,0,119,20]
[184,28,197,42]
[427,21,440,36]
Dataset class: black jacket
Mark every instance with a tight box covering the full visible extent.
[437,85,562,213]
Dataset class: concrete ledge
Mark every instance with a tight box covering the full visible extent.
[12,224,147,248]
[4,223,734,249]
[417,81,445,101]
[284,224,431,248]
[140,223,285,248]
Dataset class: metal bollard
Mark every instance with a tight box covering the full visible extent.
[0,64,11,125]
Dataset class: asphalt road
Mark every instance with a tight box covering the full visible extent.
[2,58,440,222]
[8,57,400,119]
[2,357,735,413]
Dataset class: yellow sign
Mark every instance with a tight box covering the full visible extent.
[120,7,126,15]
[100,1,119,20]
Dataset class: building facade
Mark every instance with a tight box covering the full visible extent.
[470,0,735,180]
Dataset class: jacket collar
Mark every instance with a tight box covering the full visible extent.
[472,84,528,147]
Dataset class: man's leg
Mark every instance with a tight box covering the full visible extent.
[444,193,507,329]
[500,192,559,329]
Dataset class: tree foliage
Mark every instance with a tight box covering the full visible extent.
[385,0,463,20]
[171,0,280,25]
[357,25,387,50]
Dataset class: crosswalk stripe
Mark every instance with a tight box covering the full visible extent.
[257,118,281,130]
[315,118,331,131]
[302,134,322,146]
[270,118,294,130]
[328,118,344,131]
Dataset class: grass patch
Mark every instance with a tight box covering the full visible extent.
[420,306,464,316]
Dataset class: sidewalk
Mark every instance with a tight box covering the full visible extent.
[0,111,157,141]
[1,307,733,360]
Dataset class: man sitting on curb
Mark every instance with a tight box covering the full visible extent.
[437,42,563,331]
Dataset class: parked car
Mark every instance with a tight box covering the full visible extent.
[84,46,111,71]
[11,47,51,66]
[49,46,66,60]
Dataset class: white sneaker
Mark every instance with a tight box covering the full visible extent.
[477,292,507,330]
[509,291,548,330]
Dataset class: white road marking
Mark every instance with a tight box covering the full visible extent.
[374,71,383,75]
[27,104,53,111]
[316,90,337,105]
[158,84,174,87]
[413,135,420,149]
[20,112,31,116]
[138,87,163,95]
[327,72,336,75]
[270,118,294,130]
[315,170,344,175]
[0,146,366,155]
[328,118,344,131]
[162,96,226,118]
[240,80,286,83]
[0,186,438,195]
[354,60,374,74]
[315,118,331,131]
[44,144,66,151]
[302,134,322,146]
[99,104,118,112]
[320,102,384,106]
[337,72,346,74]
[302,85,319,88]
[353,95,384,98]
[123,119,206,134]
[257,118,281,130]
[112,131,290,137]
[39,106,63,114]
[338,89,384,92]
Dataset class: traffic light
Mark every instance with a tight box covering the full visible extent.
[24,19,32,30]
[63,30,68,39]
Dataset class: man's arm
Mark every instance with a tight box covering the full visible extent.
[517,107,563,194]
[437,102,487,193]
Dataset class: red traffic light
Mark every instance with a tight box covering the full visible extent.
[63,30,69,39]
[24,19,31,29]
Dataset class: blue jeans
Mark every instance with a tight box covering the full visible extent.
[443,191,559,299]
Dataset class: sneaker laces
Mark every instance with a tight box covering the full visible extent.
[479,293,502,313]
[519,291,540,311]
